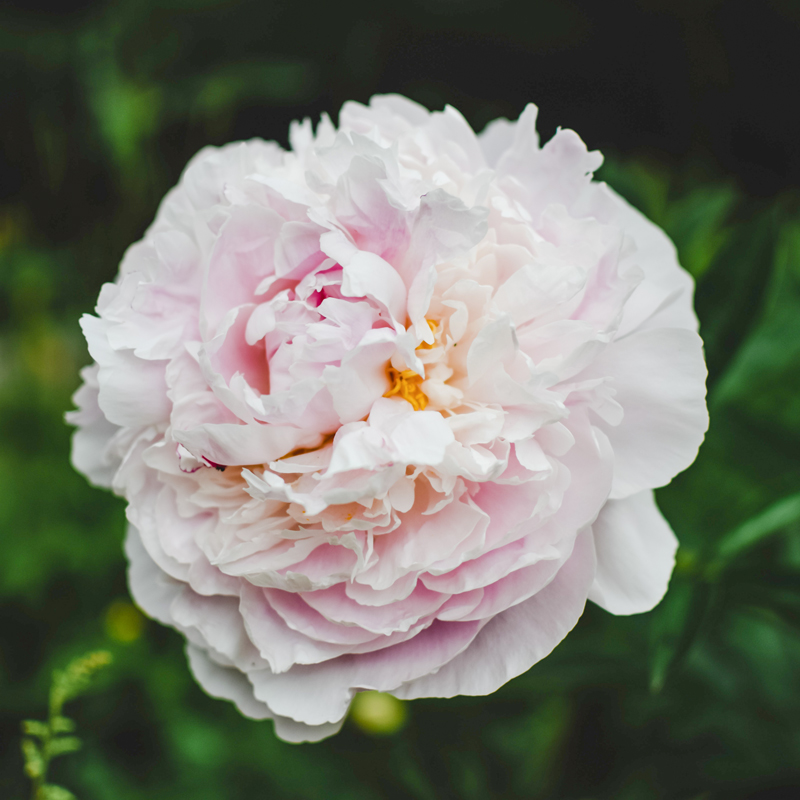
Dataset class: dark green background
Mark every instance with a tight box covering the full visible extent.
[2,1,800,798]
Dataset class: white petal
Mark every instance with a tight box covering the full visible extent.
[187,644,273,720]
[174,422,320,466]
[588,490,677,615]
[586,328,708,498]
[81,315,171,428]
[393,530,596,699]
[247,618,482,726]
[574,182,699,336]
[67,365,123,488]
[478,116,516,168]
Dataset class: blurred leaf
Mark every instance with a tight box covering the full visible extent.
[23,719,50,739]
[41,785,78,800]
[695,204,780,387]
[48,736,82,758]
[649,578,713,692]
[714,219,800,434]
[52,650,113,706]
[662,184,738,279]
[486,695,571,797]
[50,716,76,733]
[711,492,800,568]
[192,60,319,114]
[22,737,44,779]
[732,577,800,634]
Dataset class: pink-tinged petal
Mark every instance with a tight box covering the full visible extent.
[497,118,603,225]
[394,530,595,699]
[337,248,407,323]
[265,590,382,645]
[299,581,448,635]
[404,189,489,272]
[323,333,396,424]
[427,104,487,173]
[67,365,122,489]
[170,588,265,672]
[239,584,353,671]
[187,645,274,721]
[420,538,531,596]
[174,422,321,467]
[205,304,270,395]
[124,475,189,582]
[81,315,171,428]
[202,204,284,336]
[247,618,483,726]
[379,401,456,467]
[273,221,326,279]
[466,314,518,385]
[574,183,699,336]
[270,714,345,744]
[583,328,708,498]
[457,545,571,622]
[588,490,678,615]
[125,525,184,627]
[360,493,487,591]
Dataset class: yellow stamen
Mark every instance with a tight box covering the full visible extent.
[416,319,438,350]
[383,319,438,411]
[384,367,428,410]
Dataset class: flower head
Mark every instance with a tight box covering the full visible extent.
[69,95,708,741]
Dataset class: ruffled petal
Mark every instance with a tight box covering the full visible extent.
[588,490,678,615]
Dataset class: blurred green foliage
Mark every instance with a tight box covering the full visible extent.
[1,2,800,799]
[22,650,113,800]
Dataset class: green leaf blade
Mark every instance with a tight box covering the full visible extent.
[21,737,44,779]
[22,719,50,739]
[48,736,82,758]
[41,785,77,800]
[714,492,800,564]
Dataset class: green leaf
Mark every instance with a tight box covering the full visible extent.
[41,785,77,800]
[48,736,82,758]
[50,716,75,734]
[53,650,112,705]
[714,219,800,434]
[649,578,714,692]
[22,719,50,739]
[710,492,800,569]
[727,575,800,633]
[663,184,738,280]
[694,205,781,387]
[21,737,44,779]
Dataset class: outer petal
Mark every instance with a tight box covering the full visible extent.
[67,365,123,489]
[393,529,596,700]
[575,182,699,336]
[246,618,483,726]
[586,328,708,499]
[187,644,273,720]
[478,116,517,168]
[81,315,171,428]
[186,645,347,742]
[588,490,677,614]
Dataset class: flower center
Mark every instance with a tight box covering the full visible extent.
[384,367,428,410]
[383,320,438,411]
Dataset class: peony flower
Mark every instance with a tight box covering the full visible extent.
[68,95,708,742]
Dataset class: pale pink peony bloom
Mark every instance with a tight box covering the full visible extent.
[68,95,708,742]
